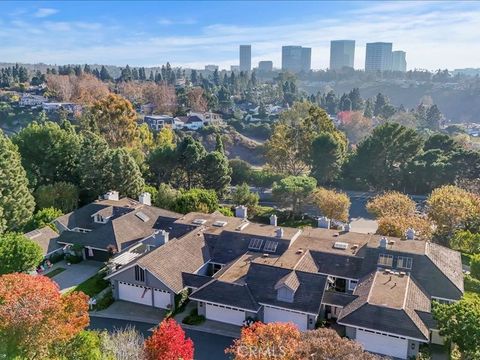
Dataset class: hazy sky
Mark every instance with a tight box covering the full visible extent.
[1,1,479,70]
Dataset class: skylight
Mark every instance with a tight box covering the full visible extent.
[192,218,207,225]
[213,220,228,227]
[248,238,264,250]
[263,240,278,253]
[333,241,349,250]
[135,211,150,223]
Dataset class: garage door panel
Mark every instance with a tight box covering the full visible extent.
[263,306,308,331]
[356,328,408,359]
[154,289,171,309]
[206,304,245,325]
[118,282,152,306]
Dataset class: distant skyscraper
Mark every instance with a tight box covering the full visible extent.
[282,46,311,72]
[258,61,273,72]
[239,45,251,72]
[330,40,355,70]
[391,50,407,72]
[365,42,392,72]
[204,64,219,72]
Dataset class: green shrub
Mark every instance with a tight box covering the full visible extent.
[470,254,480,280]
[218,206,233,217]
[65,253,83,264]
[94,289,114,311]
[182,308,205,325]
[49,251,65,264]
[465,274,480,293]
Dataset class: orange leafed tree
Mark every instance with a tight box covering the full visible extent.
[143,83,177,114]
[144,318,194,360]
[226,322,301,360]
[187,87,208,112]
[0,273,89,359]
[46,73,109,105]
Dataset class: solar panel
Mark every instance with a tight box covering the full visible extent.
[248,238,263,250]
[135,211,150,223]
[333,241,349,250]
[263,240,278,253]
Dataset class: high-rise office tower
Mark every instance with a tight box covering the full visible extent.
[258,61,273,72]
[282,46,311,72]
[365,42,392,72]
[330,40,355,70]
[391,50,407,72]
[239,45,251,72]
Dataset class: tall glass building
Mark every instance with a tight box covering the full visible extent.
[239,45,251,72]
[365,42,392,72]
[330,40,355,70]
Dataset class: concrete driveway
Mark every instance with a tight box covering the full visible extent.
[45,260,103,292]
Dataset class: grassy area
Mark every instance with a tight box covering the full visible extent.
[44,267,66,278]
[68,269,109,297]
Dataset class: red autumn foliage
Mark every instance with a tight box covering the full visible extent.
[144,318,194,360]
[226,322,301,360]
[0,273,89,358]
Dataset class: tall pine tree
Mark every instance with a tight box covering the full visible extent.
[0,130,35,232]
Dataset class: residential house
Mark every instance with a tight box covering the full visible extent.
[19,94,48,107]
[144,115,175,131]
[42,102,81,113]
[25,226,63,259]
[104,208,463,360]
[54,191,183,261]
[176,115,204,130]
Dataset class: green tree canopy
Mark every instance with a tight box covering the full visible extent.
[310,131,347,184]
[13,121,81,187]
[172,189,218,214]
[433,295,480,359]
[0,130,35,232]
[106,148,145,199]
[0,233,43,274]
[24,207,62,232]
[34,182,79,213]
[201,151,232,196]
[231,183,259,209]
[344,123,423,190]
[272,176,317,215]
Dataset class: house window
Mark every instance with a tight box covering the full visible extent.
[134,265,145,282]
[397,256,413,270]
[377,254,393,267]
[348,280,358,291]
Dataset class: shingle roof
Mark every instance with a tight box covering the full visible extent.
[190,280,260,312]
[135,229,211,293]
[24,226,62,256]
[295,250,364,279]
[322,291,357,308]
[338,270,431,340]
[425,242,464,294]
[245,263,327,314]
[57,201,182,252]
[275,272,300,292]
[182,273,213,289]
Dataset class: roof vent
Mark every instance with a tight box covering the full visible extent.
[388,240,395,245]
[296,249,304,254]
[351,244,358,250]
[262,253,269,258]
[333,232,340,237]
[192,218,207,225]
[213,220,228,227]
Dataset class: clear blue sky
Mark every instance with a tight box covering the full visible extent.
[1,1,479,70]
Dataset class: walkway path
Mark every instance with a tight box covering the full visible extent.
[44,260,103,292]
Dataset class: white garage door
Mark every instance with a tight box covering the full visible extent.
[263,306,308,331]
[118,282,152,306]
[205,304,245,325]
[154,289,171,309]
[356,328,408,359]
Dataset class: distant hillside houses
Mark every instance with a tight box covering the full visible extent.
[143,111,223,131]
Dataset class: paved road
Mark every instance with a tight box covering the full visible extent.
[89,317,233,360]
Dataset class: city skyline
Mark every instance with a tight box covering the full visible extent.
[0,1,479,70]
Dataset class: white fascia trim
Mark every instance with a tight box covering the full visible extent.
[260,303,317,316]
[190,298,259,313]
[337,322,428,343]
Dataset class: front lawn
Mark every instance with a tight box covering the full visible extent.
[44,267,66,278]
[68,269,109,297]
